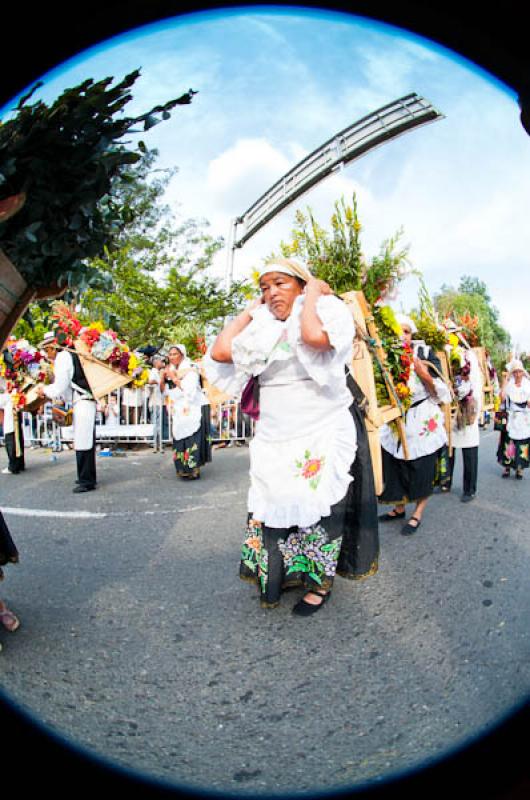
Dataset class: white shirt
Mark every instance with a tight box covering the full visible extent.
[380,343,451,460]
[166,359,205,440]
[205,294,357,529]
[0,392,14,435]
[505,377,530,441]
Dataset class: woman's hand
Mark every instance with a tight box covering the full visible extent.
[304,277,333,297]
[413,357,431,381]
[245,296,264,314]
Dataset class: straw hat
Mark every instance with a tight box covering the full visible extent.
[38,331,58,349]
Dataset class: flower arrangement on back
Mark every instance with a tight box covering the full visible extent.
[50,302,149,388]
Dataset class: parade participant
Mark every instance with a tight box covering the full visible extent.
[36,331,97,493]
[0,511,20,651]
[378,314,451,535]
[497,358,530,479]
[0,382,25,474]
[148,354,167,452]
[160,345,211,479]
[205,256,360,615]
[442,332,483,501]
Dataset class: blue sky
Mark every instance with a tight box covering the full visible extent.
[3,6,529,349]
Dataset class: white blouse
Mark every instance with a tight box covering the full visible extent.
[380,343,451,460]
[0,392,14,435]
[505,377,530,441]
[450,347,483,449]
[205,294,358,529]
[167,360,206,441]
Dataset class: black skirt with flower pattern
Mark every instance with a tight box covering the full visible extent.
[239,374,380,606]
[172,404,212,476]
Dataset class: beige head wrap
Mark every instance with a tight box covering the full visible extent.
[258,256,313,284]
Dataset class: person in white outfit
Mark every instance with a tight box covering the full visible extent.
[497,358,530,479]
[378,315,452,535]
[443,343,483,502]
[0,381,25,475]
[205,257,361,615]
[160,345,211,479]
[37,332,97,493]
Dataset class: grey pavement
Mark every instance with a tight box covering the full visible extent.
[0,430,529,796]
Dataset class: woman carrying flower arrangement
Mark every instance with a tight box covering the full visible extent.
[440,324,483,501]
[205,257,374,616]
[160,344,211,480]
[497,358,530,479]
[378,314,452,535]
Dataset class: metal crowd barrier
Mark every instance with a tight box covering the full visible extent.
[7,387,255,450]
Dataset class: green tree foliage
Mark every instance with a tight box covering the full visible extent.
[433,275,511,371]
[278,193,412,305]
[0,70,196,290]
[14,147,251,355]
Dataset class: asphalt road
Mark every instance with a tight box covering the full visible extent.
[0,430,529,797]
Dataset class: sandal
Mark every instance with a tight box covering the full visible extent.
[379,509,406,522]
[401,516,422,536]
[502,469,510,478]
[0,606,20,632]
[292,591,330,616]
[516,471,523,480]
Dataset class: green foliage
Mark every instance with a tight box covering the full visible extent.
[410,274,448,351]
[277,193,411,304]
[433,277,511,372]
[0,70,196,289]
[16,147,252,351]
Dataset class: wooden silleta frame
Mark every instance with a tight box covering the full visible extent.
[341,290,409,496]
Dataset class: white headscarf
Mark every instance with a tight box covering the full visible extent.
[170,343,187,358]
[506,358,529,376]
[258,256,313,284]
[394,313,418,335]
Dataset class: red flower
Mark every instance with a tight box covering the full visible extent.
[427,418,438,432]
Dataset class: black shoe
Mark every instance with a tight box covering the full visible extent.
[73,485,96,493]
[401,516,422,536]
[379,510,406,522]
[461,493,475,503]
[292,591,330,616]
[515,471,524,480]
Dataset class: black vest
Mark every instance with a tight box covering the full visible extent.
[71,353,91,394]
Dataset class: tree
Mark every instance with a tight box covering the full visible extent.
[433,277,511,371]
[0,70,196,291]
[277,193,412,305]
[13,142,252,357]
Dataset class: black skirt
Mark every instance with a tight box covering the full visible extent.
[337,375,380,579]
[379,446,440,504]
[0,512,19,579]
[172,405,212,476]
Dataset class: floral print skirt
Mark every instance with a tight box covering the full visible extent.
[240,486,349,608]
[173,408,212,478]
[497,434,530,471]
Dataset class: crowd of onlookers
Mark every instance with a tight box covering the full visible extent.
[0,351,252,453]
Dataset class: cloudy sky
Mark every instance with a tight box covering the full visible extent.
[3,7,530,348]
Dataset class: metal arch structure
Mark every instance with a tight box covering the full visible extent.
[225,92,444,287]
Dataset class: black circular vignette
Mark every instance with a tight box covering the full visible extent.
[1,2,529,799]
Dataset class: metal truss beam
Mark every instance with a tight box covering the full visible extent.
[231,93,444,252]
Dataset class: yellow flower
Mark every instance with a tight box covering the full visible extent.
[448,334,459,347]
[91,321,105,332]
[127,353,139,373]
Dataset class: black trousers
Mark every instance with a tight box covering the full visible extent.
[448,446,478,495]
[76,445,97,488]
[5,418,25,473]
